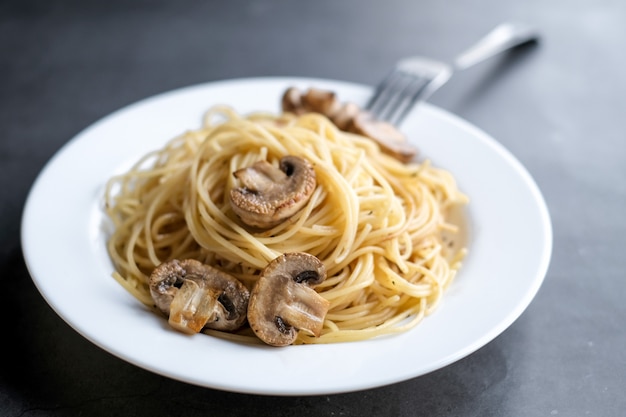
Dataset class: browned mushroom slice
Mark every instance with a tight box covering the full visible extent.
[247,252,330,346]
[349,112,417,163]
[331,101,361,131]
[149,259,250,334]
[282,87,341,117]
[301,88,341,116]
[229,155,316,229]
[281,87,304,115]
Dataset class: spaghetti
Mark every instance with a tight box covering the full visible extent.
[104,105,468,344]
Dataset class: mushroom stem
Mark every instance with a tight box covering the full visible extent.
[247,252,329,346]
[149,259,250,334]
[278,285,330,337]
[168,279,218,334]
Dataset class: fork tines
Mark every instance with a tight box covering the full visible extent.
[366,57,452,126]
[366,70,432,126]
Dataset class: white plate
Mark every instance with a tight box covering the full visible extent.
[21,77,552,396]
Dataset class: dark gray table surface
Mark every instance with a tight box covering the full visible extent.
[2,0,624,415]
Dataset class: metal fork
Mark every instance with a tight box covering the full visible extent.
[365,22,539,125]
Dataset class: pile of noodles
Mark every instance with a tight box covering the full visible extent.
[104,106,468,344]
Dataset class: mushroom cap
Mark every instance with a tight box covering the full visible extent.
[331,101,361,131]
[247,252,330,347]
[348,112,417,163]
[281,87,304,114]
[149,259,250,333]
[229,155,316,229]
[301,88,342,116]
[282,87,341,117]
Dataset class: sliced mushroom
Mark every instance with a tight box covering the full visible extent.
[229,155,316,229]
[331,101,361,131]
[302,88,342,116]
[348,112,417,163]
[282,87,341,117]
[247,252,330,346]
[281,87,304,115]
[149,259,250,334]
[280,86,417,163]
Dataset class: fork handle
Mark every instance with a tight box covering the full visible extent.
[453,23,539,70]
